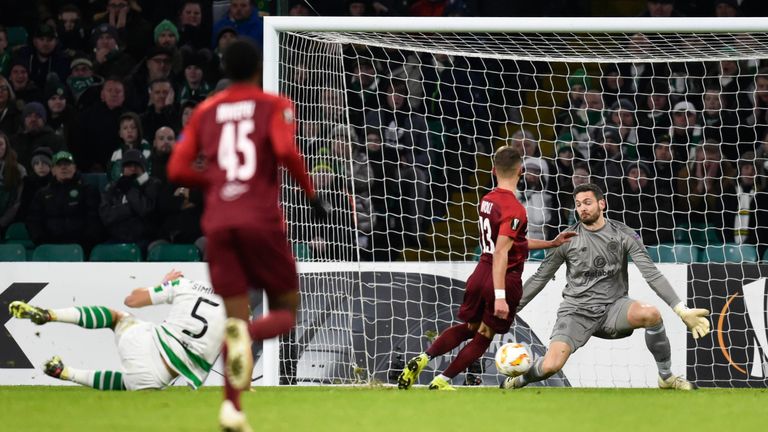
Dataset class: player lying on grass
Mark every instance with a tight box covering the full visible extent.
[501,183,710,391]
[9,269,225,391]
[398,146,576,391]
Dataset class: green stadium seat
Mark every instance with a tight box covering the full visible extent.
[701,244,758,263]
[147,243,201,262]
[0,243,27,261]
[80,173,109,193]
[89,243,142,262]
[4,222,34,249]
[528,249,546,261]
[649,243,699,263]
[292,242,313,261]
[6,26,28,49]
[32,244,84,262]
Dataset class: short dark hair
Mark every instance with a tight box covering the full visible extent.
[222,38,262,82]
[493,146,522,177]
[573,183,604,201]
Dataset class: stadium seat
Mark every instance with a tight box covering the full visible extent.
[650,243,699,263]
[32,244,85,262]
[701,244,759,263]
[89,243,142,262]
[80,173,109,193]
[4,222,35,250]
[472,245,482,261]
[528,249,546,261]
[292,242,313,261]
[147,243,201,262]
[6,26,28,49]
[0,243,27,261]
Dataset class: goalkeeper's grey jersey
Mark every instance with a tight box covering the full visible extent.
[519,219,680,316]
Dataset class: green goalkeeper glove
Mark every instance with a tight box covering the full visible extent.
[673,302,710,339]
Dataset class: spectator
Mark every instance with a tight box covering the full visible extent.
[45,79,77,148]
[90,23,136,81]
[589,126,624,192]
[153,19,183,74]
[0,75,20,135]
[714,0,740,16]
[748,69,768,146]
[11,102,66,171]
[211,0,263,49]
[148,126,175,182]
[178,49,212,104]
[8,60,42,107]
[606,161,674,246]
[180,99,197,128]
[56,4,88,55]
[0,131,25,234]
[141,78,179,139]
[76,77,127,173]
[0,26,10,77]
[600,64,634,110]
[721,154,768,252]
[553,142,584,208]
[94,0,153,61]
[152,126,204,256]
[347,0,370,16]
[644,136,680,196]
[755,130,768,191]
[304,164,355,260]
[109,112,151,181]
[13,23,70,89]
[99,148,161,251]
[409,0,450,16]
[130,46,174,111]
[555,69,589,140]
[288,1,313,16]
[669,100,703,164]
[701,86,740,160]
[67,57,105,111]
[178,0,208,50]
[346,58,379,135]
[640,0,684,17]
[558,161,591,228]
[26,151,101,251]
[636,78,671,159]
[517,157,555,241]
[214,27,238,62]
[605,98,639,160]
[15,146,52,222]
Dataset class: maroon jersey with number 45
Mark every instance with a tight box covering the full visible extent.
[168,83,314,233]
[477,188,528,272]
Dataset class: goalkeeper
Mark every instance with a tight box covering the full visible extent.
[503,183,709,391]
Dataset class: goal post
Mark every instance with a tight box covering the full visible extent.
[262,16,768,387]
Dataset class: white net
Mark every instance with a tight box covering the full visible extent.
[276,25,768,387]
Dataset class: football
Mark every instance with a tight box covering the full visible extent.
[495,342,532,377]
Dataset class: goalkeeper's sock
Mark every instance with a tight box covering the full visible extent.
[51,306,115,329]
[67,368,126,390]
[441,332,492,379]
[645,322,673,380]
[519,358,547,386]
[248,309,294,341]
[425,323,475,359]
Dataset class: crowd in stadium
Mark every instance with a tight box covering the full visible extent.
[1,0,768,262]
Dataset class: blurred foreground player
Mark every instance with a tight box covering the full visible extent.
[168,38,325,431]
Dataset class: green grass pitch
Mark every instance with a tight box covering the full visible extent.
[2,386,764,431]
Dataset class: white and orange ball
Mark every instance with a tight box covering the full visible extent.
[494,342,532,377]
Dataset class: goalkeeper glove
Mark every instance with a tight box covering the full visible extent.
[673,302,710,339]
[310,196,330,221]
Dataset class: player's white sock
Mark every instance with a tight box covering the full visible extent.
[52,306,114,329]
[67,367,126,390]
[645,322,673,380]
[436,374,450,382]
[49,307,79,323]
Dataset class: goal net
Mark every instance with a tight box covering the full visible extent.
[267,17,768,388]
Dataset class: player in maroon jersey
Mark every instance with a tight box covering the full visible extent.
[167,39,326,431]
[397,146,575,390]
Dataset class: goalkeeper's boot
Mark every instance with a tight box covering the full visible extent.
[224,318,254,391]
[43,356,66,380]
[658,374,697,390]
[428,376,456,391]
[397,353,429,390]
[9,301,52,325]
[500,375,527,390]
[219,400,253,432]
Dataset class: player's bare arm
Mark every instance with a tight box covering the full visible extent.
[124,269,184,308]
[528,231,577,250]
[492,234,514,319]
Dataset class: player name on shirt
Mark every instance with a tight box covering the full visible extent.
[216,101,256,123]
[480,200,494,214]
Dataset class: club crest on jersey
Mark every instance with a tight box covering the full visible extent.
[511,218,520,231]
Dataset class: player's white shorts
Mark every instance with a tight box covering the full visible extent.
[115,315,174,390]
